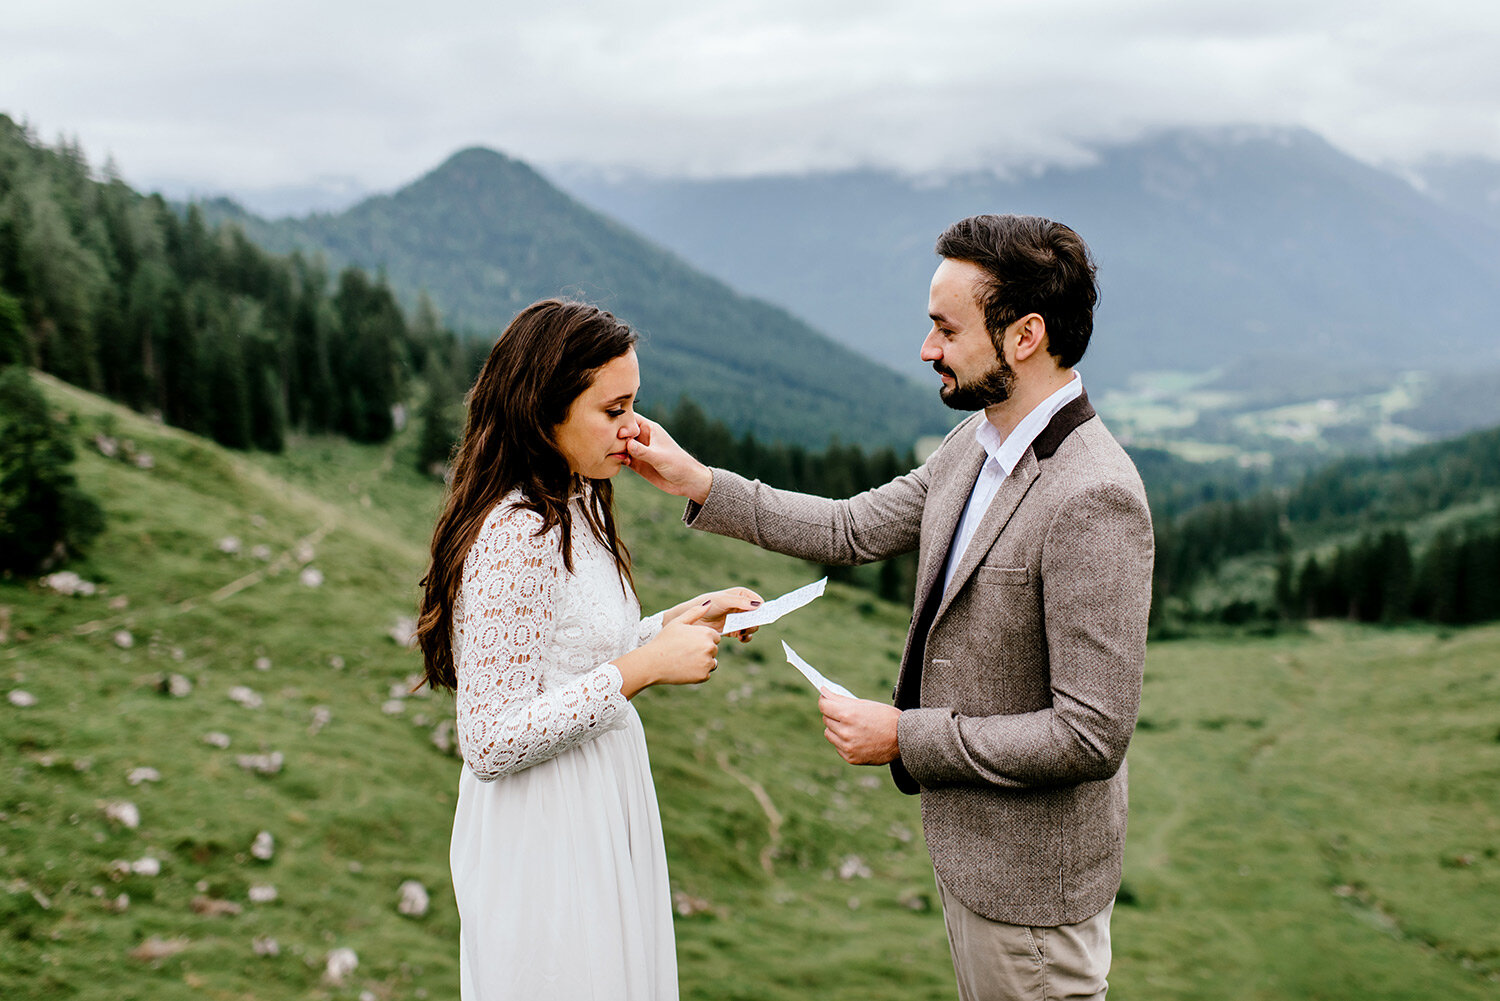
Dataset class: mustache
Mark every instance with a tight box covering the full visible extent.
[933,361,954,378]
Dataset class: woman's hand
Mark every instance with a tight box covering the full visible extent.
[665,587,764,642]
[614,602,721,697]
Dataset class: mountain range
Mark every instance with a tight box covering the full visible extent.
[552,127,1500,390]
[201,151,953,449]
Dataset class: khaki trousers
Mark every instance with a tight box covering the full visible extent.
[935,874,1113,1001]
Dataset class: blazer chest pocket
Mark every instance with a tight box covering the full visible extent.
[976,566,1029,587]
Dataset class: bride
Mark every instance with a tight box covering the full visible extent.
[415,299,760,1000]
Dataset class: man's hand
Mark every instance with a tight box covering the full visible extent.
[819,693,901,765]
[624,417,713,504]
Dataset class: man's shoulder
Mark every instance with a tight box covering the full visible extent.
[1049,415,1147,498]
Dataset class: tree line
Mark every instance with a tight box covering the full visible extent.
[0,115,480,457]
[1151,422,1500,632]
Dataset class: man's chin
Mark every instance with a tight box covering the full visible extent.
[939,386,982,412]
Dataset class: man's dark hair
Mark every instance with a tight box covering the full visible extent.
[934,214,1098,368]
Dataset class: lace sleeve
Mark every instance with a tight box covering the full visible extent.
[637,611,665,645]
[454,505,629,780]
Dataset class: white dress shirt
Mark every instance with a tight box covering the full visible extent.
[940,373,1084,594]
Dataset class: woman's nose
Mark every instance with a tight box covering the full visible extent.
[620,418,641,439]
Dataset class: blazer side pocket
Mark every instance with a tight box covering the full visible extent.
[976,566,1030,586]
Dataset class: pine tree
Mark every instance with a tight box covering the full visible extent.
[0,366,104,573]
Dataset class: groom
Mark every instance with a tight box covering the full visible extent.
[628,214,1153,1001]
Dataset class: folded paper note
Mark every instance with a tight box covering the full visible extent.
[723,577,826,633]
[781,641,855,699]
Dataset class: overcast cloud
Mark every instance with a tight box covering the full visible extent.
[4,0,1498,210]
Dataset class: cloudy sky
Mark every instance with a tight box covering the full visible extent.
[5,0,1498,213]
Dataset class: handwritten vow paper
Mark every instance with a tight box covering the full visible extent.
[723,577,826,633]
[781,641,855,699]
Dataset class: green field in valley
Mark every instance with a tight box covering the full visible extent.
[2,375,1497,999]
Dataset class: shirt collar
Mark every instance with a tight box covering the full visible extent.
[974,371,1084,477]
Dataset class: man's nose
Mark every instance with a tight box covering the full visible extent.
[920,329,942,361]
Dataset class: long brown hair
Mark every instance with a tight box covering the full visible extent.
[416,299,638,691]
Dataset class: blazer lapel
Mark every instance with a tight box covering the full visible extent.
[933,453,1039,622]
[931,390,1097,622]
[912,428,986,606]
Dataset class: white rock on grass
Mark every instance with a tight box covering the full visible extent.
[324,947,359,985]
[250,544,272,562]
[94,434,119,458]
[217,536,241,555]
[252,935,280,957]
[227,686,263,709]
[126,767,161,786]
[253,656,271,671]
[248,883,278,904]
[104,892,130,913]
[203,732,232,749]
[381,700,405,716]
[134,453,154,470]
[299,567,324,588]
[113,630,135,649]
[397,880,430,918]
[8,690,37,708]
[130,857,162,877]
[388,616,417,647]
[236,752,284,776]
[250,830,275,861]
[161,673,192,698]
[44,571,97,596]
[838,855,872,880]
[104,801,141,829]
[308,706,332,735]
[430,720,455,755]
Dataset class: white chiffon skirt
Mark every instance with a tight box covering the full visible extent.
[450,705,678,1001]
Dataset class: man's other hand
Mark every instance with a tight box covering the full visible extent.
[819,692,901,765]
[624,416,713,504]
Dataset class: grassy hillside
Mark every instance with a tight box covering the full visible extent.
[3,377,1497,999]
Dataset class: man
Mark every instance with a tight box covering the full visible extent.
[626,214,1154,1001]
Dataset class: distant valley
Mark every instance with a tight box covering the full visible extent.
[554,127,1500,456]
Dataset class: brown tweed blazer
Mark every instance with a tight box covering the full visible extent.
[684,392,1154,926]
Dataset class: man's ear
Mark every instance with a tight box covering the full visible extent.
[1011,314,1048,363]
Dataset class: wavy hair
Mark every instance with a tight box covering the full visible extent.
[415,299,638,691]
[935,214,1099,368]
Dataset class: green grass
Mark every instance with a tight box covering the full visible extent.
[4,376,1498,999]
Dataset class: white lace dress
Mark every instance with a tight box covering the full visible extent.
[449,496,676,1000]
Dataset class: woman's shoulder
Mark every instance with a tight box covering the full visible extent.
[468,494,556,565]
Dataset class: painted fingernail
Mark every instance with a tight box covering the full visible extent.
[750,600,762,606]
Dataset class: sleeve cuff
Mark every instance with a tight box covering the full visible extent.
[637,611,665,645]
[896,706,969,787]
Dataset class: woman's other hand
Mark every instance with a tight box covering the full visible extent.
[665,587,764,642]
[614,602,721,696]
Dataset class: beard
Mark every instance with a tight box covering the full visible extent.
[936,355,1016,411]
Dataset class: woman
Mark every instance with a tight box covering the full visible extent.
[416,299,760,1000]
